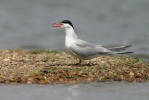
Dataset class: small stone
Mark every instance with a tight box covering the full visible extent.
[4,58,10,62]
[129,72,134,77]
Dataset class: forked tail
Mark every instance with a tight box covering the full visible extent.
[108,45,133,54]
[108,45,132,52]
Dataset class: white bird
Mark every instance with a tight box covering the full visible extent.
[52,20,133,67]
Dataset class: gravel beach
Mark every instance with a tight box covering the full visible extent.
[0,49,148,84]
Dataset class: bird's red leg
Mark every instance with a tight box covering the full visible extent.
[77,59,82,67]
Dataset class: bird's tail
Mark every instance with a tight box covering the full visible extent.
[108,45,133,54]
[108,45,132,52]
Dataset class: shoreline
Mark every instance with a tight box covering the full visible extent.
[0,49,148,84]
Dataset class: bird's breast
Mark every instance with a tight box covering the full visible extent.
[65,37,75,48]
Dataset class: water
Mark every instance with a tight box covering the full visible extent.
[0,0,149,60]
[0,82,149,100]
[0,1,149,99]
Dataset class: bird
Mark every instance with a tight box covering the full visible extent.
[52,20,133,67]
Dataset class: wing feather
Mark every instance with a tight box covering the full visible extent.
[70,39,110,57]
[75,39,96,48]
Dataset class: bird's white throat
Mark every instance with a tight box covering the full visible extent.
[64,27,78,48]
[64,27,77,38]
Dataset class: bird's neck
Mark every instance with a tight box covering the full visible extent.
[64,27,78,39]
[64,27,78,48]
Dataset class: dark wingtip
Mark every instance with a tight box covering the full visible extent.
[125,52,134,53]
[116,52,134,54]
[125,45,132,48]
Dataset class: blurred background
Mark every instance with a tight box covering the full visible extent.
[0,0,149,60]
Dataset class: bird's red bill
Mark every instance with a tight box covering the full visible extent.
[52,22,63,27]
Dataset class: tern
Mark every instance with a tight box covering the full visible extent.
[52,20,133,67]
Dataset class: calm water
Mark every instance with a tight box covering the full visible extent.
[0,0,149,60]
[0,1,149,99]
[0,82,149,100]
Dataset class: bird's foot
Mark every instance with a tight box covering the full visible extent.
[85,61,97,66]
[75,59,82,67]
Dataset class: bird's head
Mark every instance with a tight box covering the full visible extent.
[52,20,74,29]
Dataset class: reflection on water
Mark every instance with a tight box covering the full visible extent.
[0,82,149,100]
[0,0,149,60]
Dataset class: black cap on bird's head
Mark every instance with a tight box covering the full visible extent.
[60,20,74,29]
[52,20,74,29]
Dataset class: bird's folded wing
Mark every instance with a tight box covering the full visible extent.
[75,39,96,48]
[70,40,109,57]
